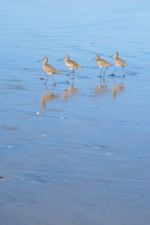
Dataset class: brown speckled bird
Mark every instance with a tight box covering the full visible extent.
[64,55,81,74]
[112,52,128,76]
[95,54,112,77]
[42,56,61,85]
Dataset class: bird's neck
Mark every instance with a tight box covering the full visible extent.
[96,57,100,62]
[114,54,119,59]
[65,57,70,62]
[43,58,48,65]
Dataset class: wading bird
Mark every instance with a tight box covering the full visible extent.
[95,54,112,77]
[42,56,61,86]
[64,55,82,76]
[112,52,128,76]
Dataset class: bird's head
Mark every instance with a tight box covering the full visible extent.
[114,52,119,59]
[96,54,100,61]
[64,55,70,61]
[42,56,48,64]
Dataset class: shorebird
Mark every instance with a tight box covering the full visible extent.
[112,52,128,76]
[42,56,61,86]
[95,54,112,77]
[64,55,81,76]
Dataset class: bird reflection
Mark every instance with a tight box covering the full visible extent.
[112,77,125,99]
[62,79,78,100]
[112,83,124,99]
[41,91,59,111]
[95,76,107,95]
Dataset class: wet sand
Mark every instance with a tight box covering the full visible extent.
[0,0,150,224]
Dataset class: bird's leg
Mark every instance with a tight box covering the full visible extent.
[51,76,56,86]
[122,67,126,77]
[111,67,117,76]
[66,79,70,85]
[99,68,103,78]
[120,74,125,84]
[43,77,50,89]
[72,69,75,80]
[103,67,108,76]
[71,74,75,81]
[66,75,73,85]
[66,71,72,84]
[44,77,49,85]
[102,76,107,88]
[45,82,49,90]
[66,71,71,77]
[99,76,103,86]
[70,76,75,88]
[99,76,106,88]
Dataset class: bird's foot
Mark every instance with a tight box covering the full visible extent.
[52,82,56,87]
[66,80,70,84]
[110,73,115,77]
[39,77,45,81]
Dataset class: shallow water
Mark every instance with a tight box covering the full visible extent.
[0,0,150,224]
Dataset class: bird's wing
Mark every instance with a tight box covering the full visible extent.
[47,64,56,71]
[96,58,111,67]
[119,58,127,66]
[46,64,60,73]
[69,60,80,68]
[101,58,112,66]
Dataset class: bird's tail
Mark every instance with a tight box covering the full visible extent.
[54,70,62,74]
[78,64,84,69]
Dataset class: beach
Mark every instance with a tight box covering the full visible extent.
[0,0,150,224]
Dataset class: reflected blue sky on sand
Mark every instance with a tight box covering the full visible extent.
[0,0,150,225]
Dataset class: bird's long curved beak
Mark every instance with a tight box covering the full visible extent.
[58,57,64,61]
[37,59,42,63]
